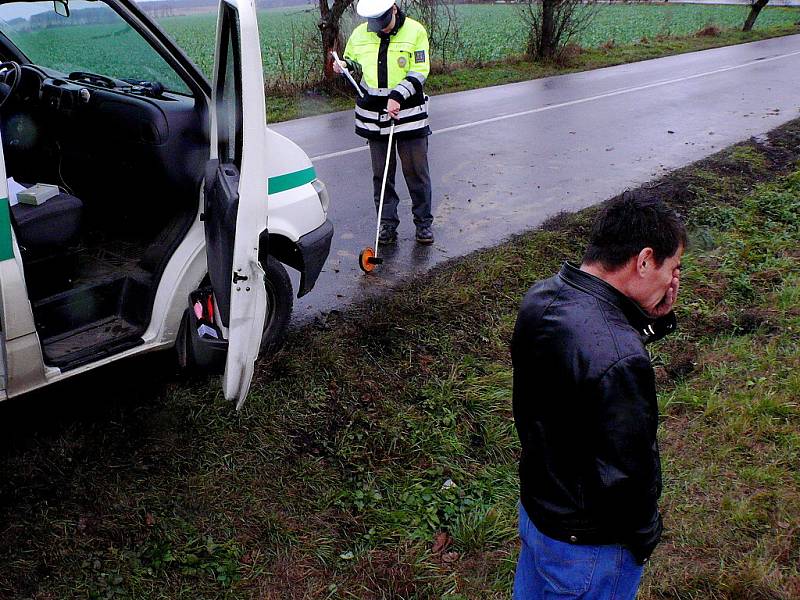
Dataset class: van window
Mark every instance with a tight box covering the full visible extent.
[215,5,243,168]
[0,0,192,95]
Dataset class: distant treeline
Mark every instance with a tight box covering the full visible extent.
[11,0,312,31]
[141,0,314,14]
[13,0,518,32]
[23,7,117,30]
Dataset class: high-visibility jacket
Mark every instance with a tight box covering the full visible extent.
[343,11,430,140]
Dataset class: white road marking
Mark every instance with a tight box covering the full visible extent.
[310,144,370,162]
[309,48,800,163]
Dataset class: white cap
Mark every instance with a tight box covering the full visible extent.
[357,0,394,19]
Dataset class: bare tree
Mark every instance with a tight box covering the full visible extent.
[402,0,463,70]
[318,0,357,80]
[518,0,598,60]
[743,0,769,32]
[270,19,320,93]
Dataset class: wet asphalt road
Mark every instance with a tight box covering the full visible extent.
[273,34,800,324]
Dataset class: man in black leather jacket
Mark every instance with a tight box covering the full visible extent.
[511,190,686,599]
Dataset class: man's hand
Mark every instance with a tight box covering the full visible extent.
[648,268,681,318]
[330,52,345,74]
[387,98,400,119]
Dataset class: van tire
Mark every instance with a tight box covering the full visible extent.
[260,255,293,355]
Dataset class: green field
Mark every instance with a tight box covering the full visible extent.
[7,3,800,90]
[12,22,193,92]
[453,3,800,61]
[157,4,800,79]
[159,6,322,86]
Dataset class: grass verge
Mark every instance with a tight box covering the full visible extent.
[267,23,800,123]
[1,124,799,598]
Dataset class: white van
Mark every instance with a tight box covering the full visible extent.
[0,0,333,407]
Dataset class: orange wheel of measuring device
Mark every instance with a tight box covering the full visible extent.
[359,247,376,273]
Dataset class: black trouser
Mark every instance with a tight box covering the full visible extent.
[368,136,432,229]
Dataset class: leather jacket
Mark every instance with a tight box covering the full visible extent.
[511,262,677,564]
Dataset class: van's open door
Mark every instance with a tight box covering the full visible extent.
[205,0,269,408]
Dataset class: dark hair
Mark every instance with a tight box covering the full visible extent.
[582,189,687,270]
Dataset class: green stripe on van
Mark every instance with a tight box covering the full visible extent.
[268,167,316,195]
[0,198,12,261]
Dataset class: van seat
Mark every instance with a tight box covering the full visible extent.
[10,192,83,252]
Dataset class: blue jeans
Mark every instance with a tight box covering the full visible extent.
[513,504,644,600]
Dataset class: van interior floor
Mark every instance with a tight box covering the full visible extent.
[28,233,154,370]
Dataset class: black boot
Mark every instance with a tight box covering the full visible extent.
[415,225,434,245]
[379,223,397,244]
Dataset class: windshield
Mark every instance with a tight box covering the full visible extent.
[0,0,191,94]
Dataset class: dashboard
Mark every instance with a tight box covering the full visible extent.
[2,62,207,224]
[13,64,175,146]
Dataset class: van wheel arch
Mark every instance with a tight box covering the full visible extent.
[260,254,292,355]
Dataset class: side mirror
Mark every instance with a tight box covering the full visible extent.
[53,0,69,17]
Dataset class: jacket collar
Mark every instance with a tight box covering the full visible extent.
[558,262,657,333]
[378,9,405,38]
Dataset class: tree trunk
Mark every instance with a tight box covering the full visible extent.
[319,18,341,80]
[743,0,769,32]
[318,0,353,81]
[538,0,557,59]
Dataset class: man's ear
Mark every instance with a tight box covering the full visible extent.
[637,247,655,275]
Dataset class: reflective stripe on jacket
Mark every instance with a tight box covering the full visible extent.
[343,12,430,140]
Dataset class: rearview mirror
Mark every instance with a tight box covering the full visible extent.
[53,0,69,17]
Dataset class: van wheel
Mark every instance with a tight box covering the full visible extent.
[260,256,293,355]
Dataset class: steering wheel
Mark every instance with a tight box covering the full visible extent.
[0,61,21,109]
